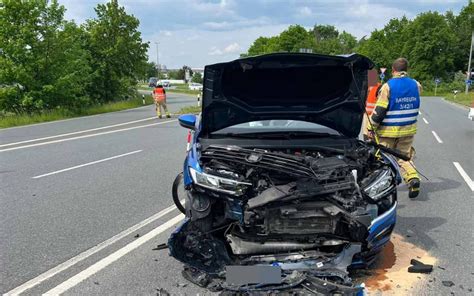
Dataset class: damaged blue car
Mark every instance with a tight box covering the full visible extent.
[168,53,402,295]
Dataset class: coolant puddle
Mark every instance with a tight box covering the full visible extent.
[353,233,436,295]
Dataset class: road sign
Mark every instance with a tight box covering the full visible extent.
[434,78,441,95]
[380,68,387,74]
[466,79,472,85]
[379,73,385,80]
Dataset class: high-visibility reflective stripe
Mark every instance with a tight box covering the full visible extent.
[386,109,419,115]
[366,103,375,107]
[376,126,417,137]
[382,116,418,123]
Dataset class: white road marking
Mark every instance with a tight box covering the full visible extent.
[0,119,177,153]
[422,117,429,124]
[431,131,443,143]
[419,111,422,115]
[32,150,142,179]
[453,162,474,192]
[0,117,156,148]
[44,214,185,295]
[5,202,184,295]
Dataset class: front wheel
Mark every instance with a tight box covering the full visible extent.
[172,172,186,213]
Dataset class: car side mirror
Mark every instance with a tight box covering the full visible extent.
[178,114,196,130]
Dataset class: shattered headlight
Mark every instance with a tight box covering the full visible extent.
[189,167,251,196]
[363,169,394,201]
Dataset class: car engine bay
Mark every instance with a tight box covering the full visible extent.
[169,142,398,294]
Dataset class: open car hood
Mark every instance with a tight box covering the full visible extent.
[201,53,374,138]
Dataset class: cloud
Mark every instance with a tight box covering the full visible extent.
[58,0,466,68]
[160,30,173,37]
[208,46,223,56]
[223,42,240,53]
[297,6,313,17]
[208,42,241,56]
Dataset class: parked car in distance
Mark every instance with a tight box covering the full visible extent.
[188,82,203,90]
[148,77,158,87]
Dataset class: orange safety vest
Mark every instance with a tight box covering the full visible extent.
[366,82,381,115]
[153,87,166,103]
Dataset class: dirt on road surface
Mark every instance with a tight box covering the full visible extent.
[354,233,436,295]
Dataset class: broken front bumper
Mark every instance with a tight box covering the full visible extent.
[168,219,366,295]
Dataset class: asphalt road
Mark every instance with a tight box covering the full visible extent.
[1,96,472,296]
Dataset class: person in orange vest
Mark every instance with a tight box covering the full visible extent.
[362,69,382,140]
[153,84,170,118]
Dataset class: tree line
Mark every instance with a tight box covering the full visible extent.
[242,2,473,91]
[0,0,149,114]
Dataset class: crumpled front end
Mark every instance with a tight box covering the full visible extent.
[169,143,397,295]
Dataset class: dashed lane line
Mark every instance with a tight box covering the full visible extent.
[5,202,184,295]
[453,162,474,192]
[422,117,429,124]
[431,131,443,143]
[43,214,185,295]
[32,150,142,179]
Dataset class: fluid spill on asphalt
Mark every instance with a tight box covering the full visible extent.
[353,233,436,295]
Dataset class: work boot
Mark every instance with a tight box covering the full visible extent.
[158,115,162,119]
[166,114,171,118]
[408,178,420,199]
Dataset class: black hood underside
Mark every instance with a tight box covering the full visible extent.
[201,53,374,138]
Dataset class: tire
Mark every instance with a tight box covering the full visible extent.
[172,172,186,214]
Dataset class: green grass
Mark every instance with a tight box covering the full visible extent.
[138,84,200,95]
[0,95,154,129]
[423,91,473,107]
[177,105,201,114]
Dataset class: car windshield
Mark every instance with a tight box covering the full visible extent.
[212,120,340,136]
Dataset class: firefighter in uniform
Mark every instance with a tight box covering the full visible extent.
[368,58,422,198]
[363,69,382,140]
[153,84,170,119]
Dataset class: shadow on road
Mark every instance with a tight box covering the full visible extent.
[397,177,462,202]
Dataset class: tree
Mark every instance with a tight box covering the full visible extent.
[85,0,148,103]
[278,25,314,52]
[192,72,203,84]
[141,61,158,80]
[247,36,281,56]
[447,2,474,72]
[0,0,92,113]
[401,12,457,81]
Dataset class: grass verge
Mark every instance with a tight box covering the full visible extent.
[423,91,473,107]
[177,105,201,114]
[139,84,200,96]
[0,95,154,129]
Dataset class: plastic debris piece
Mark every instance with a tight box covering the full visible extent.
[152,243,168,251]
[408,264,433,273]
[442,281,455,287]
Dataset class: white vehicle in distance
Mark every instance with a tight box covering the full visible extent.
[188,83,203,90]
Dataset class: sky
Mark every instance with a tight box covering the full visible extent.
[59,0,467,69]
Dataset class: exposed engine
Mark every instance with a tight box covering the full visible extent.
[169,142,397,293]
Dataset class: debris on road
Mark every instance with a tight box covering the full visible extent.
[152,243,168,250]
[408,259,433,273]
[356,233,436,294]
[134,234,140,238]
[156,287,170,296]
[442,280,455,287]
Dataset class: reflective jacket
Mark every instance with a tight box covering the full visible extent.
[366,82,381,115]
[370,73,421,138]
[153,87,166,102]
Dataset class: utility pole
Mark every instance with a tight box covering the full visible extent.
[466,31,473,95]
[155,41,160,79]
